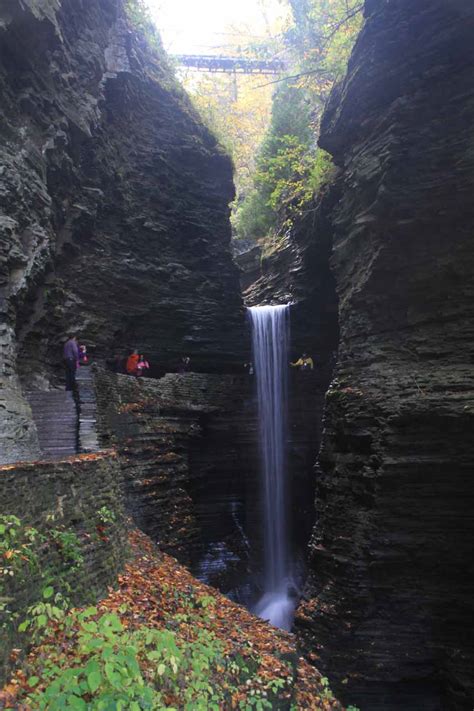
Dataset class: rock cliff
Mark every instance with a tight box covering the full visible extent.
[293,1,474,709]
[0,0,245,464]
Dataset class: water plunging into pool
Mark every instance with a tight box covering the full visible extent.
[249,304,295,630]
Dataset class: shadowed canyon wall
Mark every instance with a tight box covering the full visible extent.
[0,0,245,464]
[93,367,325,602]
[2,0,473,708]
[291,1,474,710]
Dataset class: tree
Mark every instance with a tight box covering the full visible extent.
[233,0,363,244]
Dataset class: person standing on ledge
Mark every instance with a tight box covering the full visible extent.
[136,354,150,377]
[290,352,314,371]
[177,356,191,373]
[63,334,80,391]
[126,349,140,376]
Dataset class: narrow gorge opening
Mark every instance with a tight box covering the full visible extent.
[1,1,473,710]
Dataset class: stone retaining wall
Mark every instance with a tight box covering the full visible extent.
[0,451,127,682]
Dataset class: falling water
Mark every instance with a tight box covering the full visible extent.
[249,304,295,630]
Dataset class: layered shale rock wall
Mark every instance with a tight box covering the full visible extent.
[0,452,127,681]
[94,369,258,571]
[294,1,474,709]
[0,0,245,464]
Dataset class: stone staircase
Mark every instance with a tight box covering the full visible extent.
[76,366,100,454]
[26,390,78,460]
[26,365,100,460]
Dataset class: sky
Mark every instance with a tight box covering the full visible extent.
[144,0,289,55]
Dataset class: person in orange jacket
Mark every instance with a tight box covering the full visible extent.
[126,349,140,376]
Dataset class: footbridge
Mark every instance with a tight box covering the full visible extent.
[172,54,287,75]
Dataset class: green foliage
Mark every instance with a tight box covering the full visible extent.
[320,675,335,701]
[18,586,69,643]
[124,0,161,45]
[97,506,117,526]
[21,609,283,710]
[124,0,175,82]
[0,514,94,644]
[0,515,41,578]
[232,188,275,241]
[287,0,363,83]
[50,529,84,570]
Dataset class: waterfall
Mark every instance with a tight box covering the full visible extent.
[249,304,295,630]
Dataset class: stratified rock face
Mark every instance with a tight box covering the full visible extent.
[0,0,245,464]
[296,1,474,709]
[94,367,325,603]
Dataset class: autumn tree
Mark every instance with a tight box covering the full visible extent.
[184,71,275,199]
[233,0,363,244]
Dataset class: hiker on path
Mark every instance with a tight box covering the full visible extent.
[63,335,80,391]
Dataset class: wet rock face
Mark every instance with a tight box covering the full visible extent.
[0,0,245,463]
[296,1,474,709]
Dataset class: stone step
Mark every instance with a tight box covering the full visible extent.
[26,389,78,460]
[26,370,100,461]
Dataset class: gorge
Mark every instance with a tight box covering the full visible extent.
[1,0,474,709]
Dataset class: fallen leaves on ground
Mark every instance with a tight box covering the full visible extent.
[1,529,345,710]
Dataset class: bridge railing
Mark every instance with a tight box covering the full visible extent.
[172,54,287,75]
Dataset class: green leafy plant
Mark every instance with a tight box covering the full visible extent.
[96,506,116,525]
[49,528,84,570]
[25,611,227,709]
[0,515,91,644]
[320,675,335,701]
[0,515,41,579]
[18,586,69,643]
[124,0,168,61]
[19,607,293,710]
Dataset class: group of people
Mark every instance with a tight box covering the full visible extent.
[125,350,150,377]
[112,351,191,377]
[64,333,314,391]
